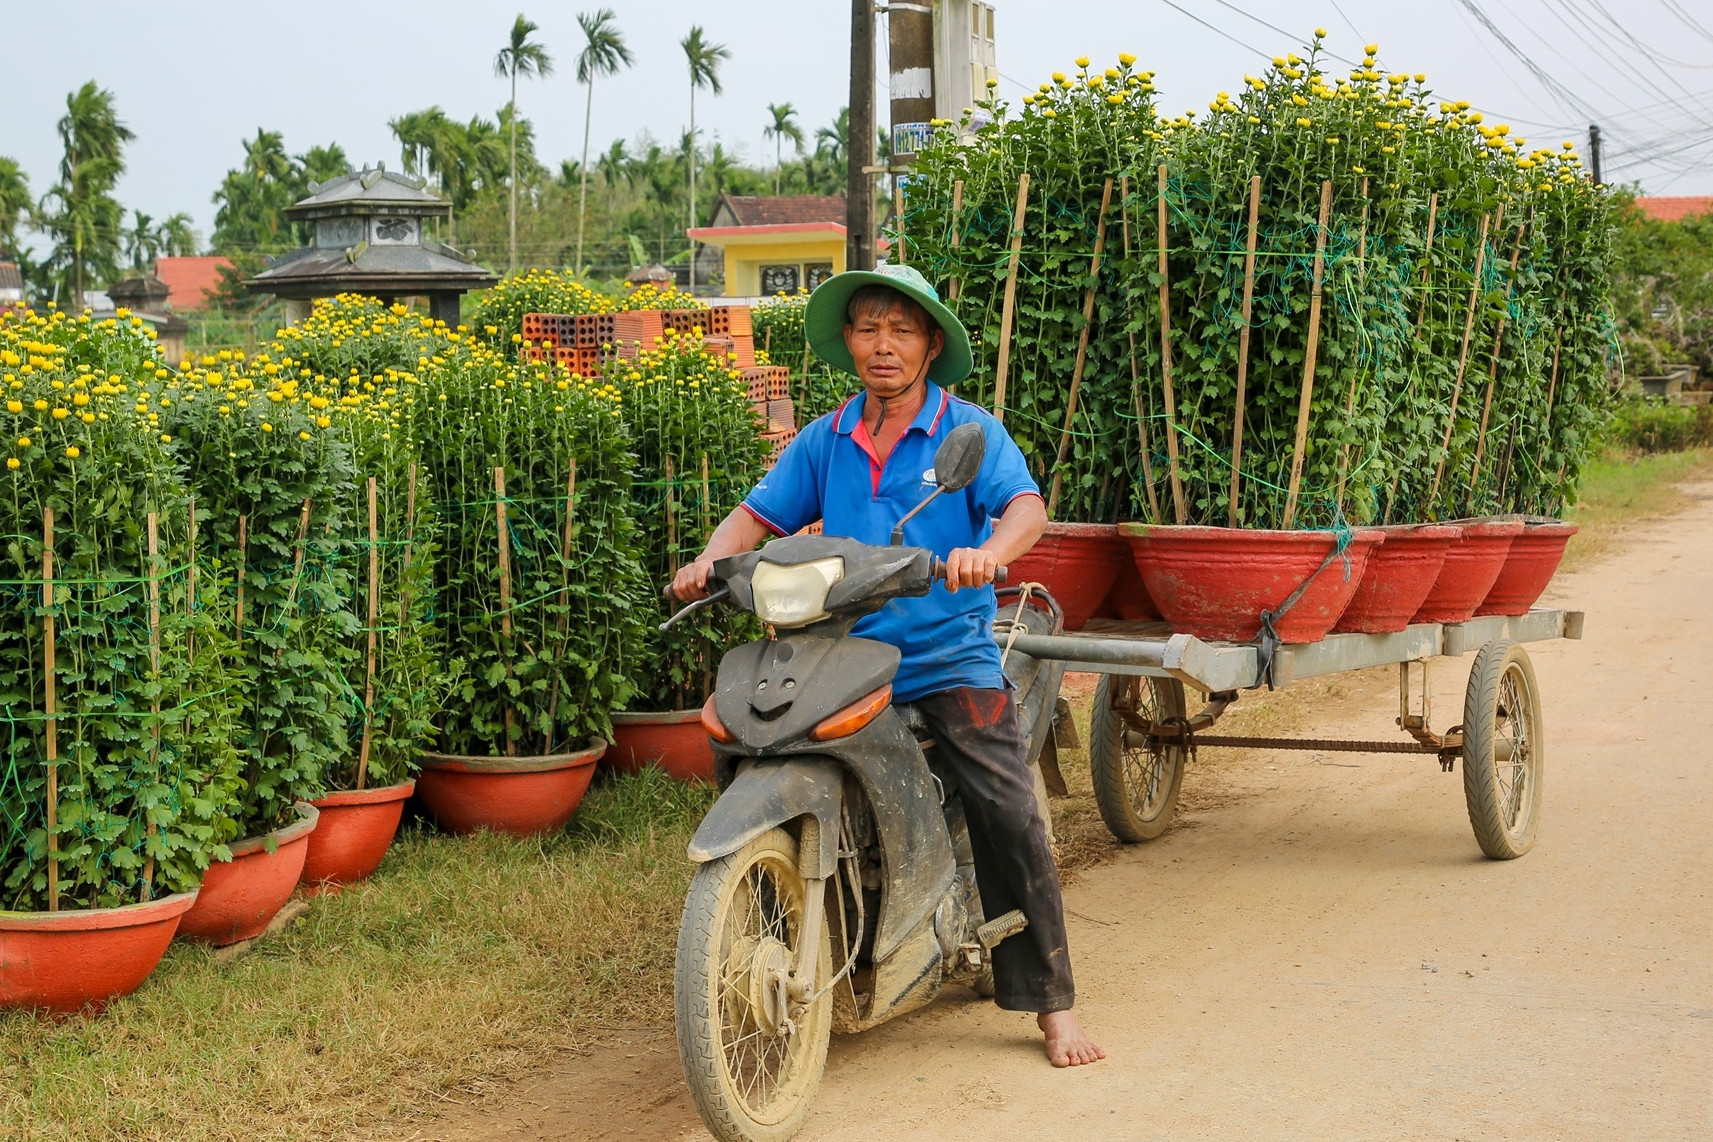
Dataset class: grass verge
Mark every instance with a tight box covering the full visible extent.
[1562,447,1713,570]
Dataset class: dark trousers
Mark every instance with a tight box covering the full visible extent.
[910,687,1076,1013]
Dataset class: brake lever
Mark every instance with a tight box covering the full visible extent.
[659,586,730,632]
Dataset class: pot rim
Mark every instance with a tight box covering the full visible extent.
[420,737,607,774]
[1038,521,1121,538]
[310,779,417,809]
[610,709,705,725]
[1515,521,1579,537]
[0,888,199,930]
[1374,523,1463,539]
[226,801,321,859]
[1119,523,1386,544]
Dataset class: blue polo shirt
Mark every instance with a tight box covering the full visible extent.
[741,383,1042,703]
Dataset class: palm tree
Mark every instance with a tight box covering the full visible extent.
[49,82,133,301]
[159,212,198,257]
[124,210,161,270]
[762,103,804,196]
[574,8,633,275]
[815,107,849,167]
[680,25,729,291]
[494,13,553,273]
[0,157,29,257]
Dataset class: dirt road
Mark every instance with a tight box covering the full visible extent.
[425,487,1713,1142]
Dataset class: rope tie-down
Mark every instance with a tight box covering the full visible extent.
[1249,523,1356,691]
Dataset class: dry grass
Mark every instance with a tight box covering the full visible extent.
[1561,447,1713,571]
[0,770,712,1142]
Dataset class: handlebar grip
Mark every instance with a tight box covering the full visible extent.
[995,565,1009,585]
[929,559,1009,585]
[662,582,681,603]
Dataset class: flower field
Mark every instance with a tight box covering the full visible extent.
[905,35,1616,528]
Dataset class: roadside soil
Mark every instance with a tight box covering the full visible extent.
[417,486,1713,1142]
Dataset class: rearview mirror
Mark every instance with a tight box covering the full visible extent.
[934,423,986,492]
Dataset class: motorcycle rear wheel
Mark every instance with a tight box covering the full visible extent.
[675,827,833,1142]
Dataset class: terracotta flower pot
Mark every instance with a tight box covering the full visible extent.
[1008,522,1125,631]
[416,738,605,838]
[300,779,417,894]
[1410,519,1526,625]
[609,710,715,783]
[1476,522,1579,616]
[1,890,197,1015]
[1122,525,1386,644]
[178,802,319,946]
[1333,525,1463,634]
[1093,550,1163,622]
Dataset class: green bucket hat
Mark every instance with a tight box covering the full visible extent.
[803,264,974,384]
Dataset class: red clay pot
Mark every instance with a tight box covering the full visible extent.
[1410,519,1526,625]
[1121,525,1386,644]
[1,890,197,1015]
[178,803,319,946]
[1333,525,1463,634]
[416,738,605,838]
[608,710,715,783]
[1093,550,1163,622]
[1477,522,1579,616]
[300,779,416,893]
[1008,522,1125,631]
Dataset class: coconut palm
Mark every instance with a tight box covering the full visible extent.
[763,103,804,196]
[159,212,198,257]
[494,13,554,273]
[815,107,849,167]
[574,8,633,275]
[124,210,162,270]
[42,82,133,302]
[0,157,29,257]
[680,25,729,291]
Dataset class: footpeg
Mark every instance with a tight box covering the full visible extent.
[976,909,1028,950]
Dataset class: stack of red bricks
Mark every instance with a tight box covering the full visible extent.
[740,365,796,466]
[519,313,604,375]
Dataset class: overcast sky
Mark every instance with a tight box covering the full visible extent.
[6,0,1711,253]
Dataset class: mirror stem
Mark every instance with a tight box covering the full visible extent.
[891,487,944,545]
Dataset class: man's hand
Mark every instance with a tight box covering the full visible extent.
[670,558,715,602]
[943,546,1000,593]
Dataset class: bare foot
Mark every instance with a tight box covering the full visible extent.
[1037,1010,1105,1067]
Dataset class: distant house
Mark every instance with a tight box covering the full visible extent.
[0,262,22,313]
[154,256,234,311]
[1634,197,1713,224]
[688,195,849,298]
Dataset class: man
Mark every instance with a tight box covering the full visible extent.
[670,264,1104,1068]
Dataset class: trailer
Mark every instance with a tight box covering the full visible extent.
[998,606,1583,859]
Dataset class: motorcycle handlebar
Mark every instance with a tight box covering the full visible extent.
[929,558,1008,586]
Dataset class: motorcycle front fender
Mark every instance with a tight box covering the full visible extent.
[686,758,842,879]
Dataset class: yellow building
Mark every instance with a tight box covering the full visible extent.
[688,195,849,297]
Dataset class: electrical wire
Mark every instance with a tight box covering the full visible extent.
[1149,0,1273,62]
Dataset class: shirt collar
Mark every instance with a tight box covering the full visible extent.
[834,382,949,438]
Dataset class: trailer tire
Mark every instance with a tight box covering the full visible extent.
[1461,640,1544,860]
[1089,674,1188,843]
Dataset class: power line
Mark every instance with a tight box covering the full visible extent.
[1149,0,1272,62]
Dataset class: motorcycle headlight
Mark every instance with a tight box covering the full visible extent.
[750,557,845,627]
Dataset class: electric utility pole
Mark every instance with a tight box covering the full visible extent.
[848,0,876,271]
[1588,123,1603,185]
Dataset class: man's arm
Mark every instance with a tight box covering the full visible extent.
[669,507,773,601]
[943,493,1046,593]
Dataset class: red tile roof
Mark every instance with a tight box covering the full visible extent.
[1634,196,1713,224]
[719,195,848,227]
[154,256,233,310]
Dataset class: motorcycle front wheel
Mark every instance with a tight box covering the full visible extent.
[675,826,833,1142]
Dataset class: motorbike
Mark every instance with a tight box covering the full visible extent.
[662,423,1066,1142]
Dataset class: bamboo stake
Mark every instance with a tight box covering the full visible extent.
[947,179,965,301]
[185,498,197,663]
[1121,176,1162,523]
[1468,221,1528,507]
[665,454,679,577]
[277,497,313,626]
[494,467,516,756]
[1282,179,1335,529]
[1356,177,1370,274]
[396,462,418,646]
[1428,212,1494,505]
[1047,177,1114,516]
[700,453,711,535]
[893,181,906,265]
[43,508,57,911]
[544,459,578,754]
[1229,174,1261,527]
[143,513,161,899]
[1413,192,1440,334]
[357,477,380,790]
[992,171,1031,421]
[1156,163,1187,524]
[234,514,248,649]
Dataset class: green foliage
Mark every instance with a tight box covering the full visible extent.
[1,309,242,910]
[416,347,648,756]
[750,292,856,424]
[614,336,769,708]
[209,131,349,257]
[907,39,1618,526]
[1610,195,1713,382]
[1605,396,1713,454]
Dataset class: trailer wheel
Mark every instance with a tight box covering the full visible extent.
[1461,640,1544,860]
[1089,674,1188,843]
